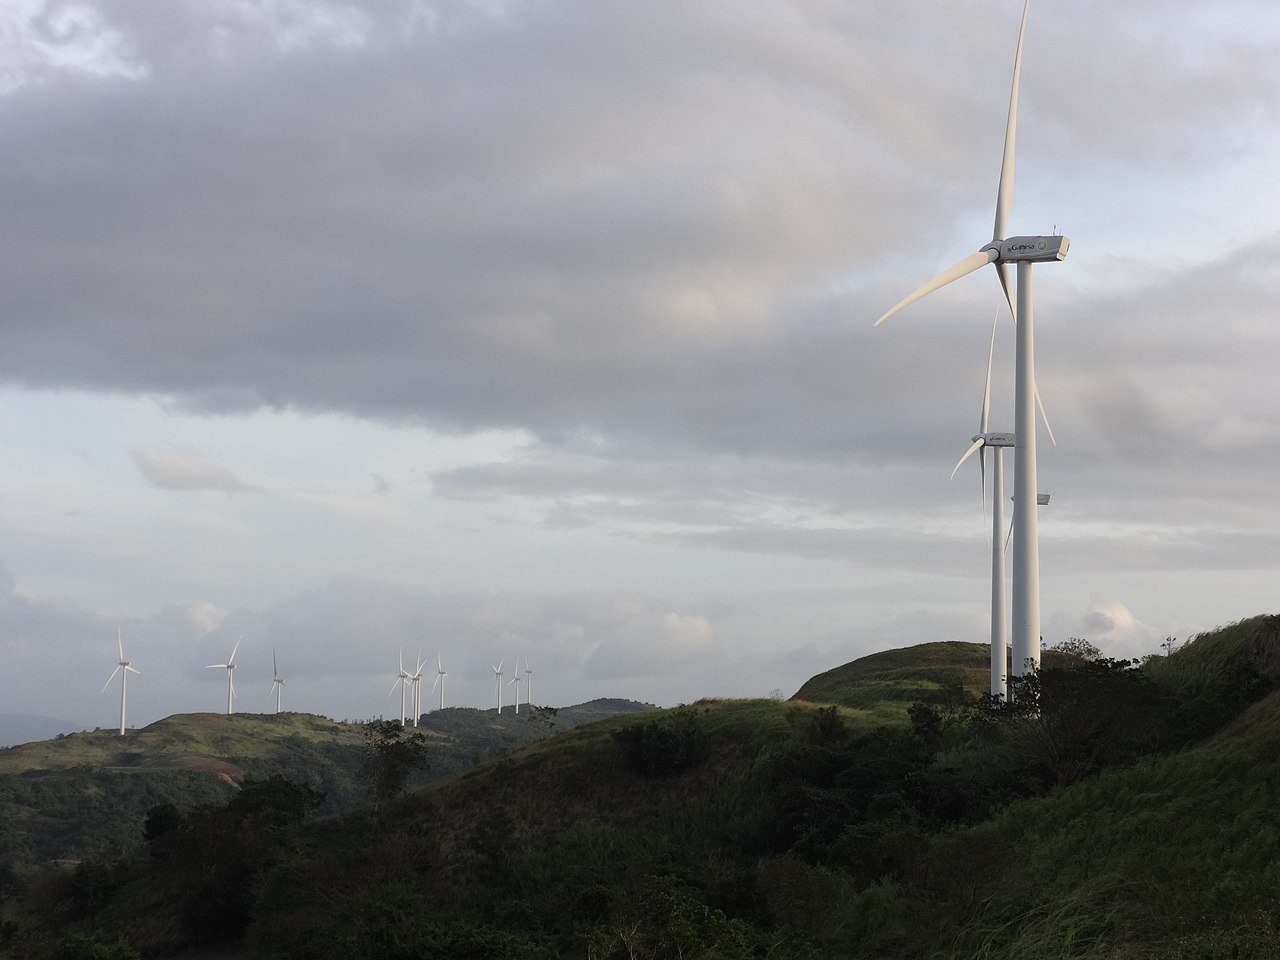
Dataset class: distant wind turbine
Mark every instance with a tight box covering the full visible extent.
[432,654,447,711]
[509,659,522,714]
[206,637,241,715]
[876,0,1067,680]
[492,659,504,714]
[268,648,285,714]
[101,628,139,736]
[388,650,411,726]
[523,657,533,706]
[408,652,425,727]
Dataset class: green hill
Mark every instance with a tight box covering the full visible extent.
[0,699,653,868]
[791,640,1079,716]
[7,617,1280,960]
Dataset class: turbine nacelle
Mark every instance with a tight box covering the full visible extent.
[974,432,1015,448]
[988,235,1070,264]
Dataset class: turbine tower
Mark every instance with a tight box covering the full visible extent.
[269,648,285,714]
[432,654,447,711]
[492,659,504,714]
[951,313,1011,699]
[388,650,411,726]
[102,628,139,736]
[205,637,241,715]
[876,0,1066,680]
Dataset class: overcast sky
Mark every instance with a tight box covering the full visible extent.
[1,0,1278,731]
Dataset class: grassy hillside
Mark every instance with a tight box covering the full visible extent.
[0,699,653,867]
[9,617,1279,960]
[792,639,1081,716]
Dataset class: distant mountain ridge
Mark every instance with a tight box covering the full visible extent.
[0,697,654,865]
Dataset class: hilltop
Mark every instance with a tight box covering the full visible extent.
[0,698,652,866]
[792,639,1076,716]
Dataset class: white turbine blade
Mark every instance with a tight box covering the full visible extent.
[876,250,996,327]
[102,665,122,693]
[993,0,1030,243]
[1034,381,1057,446]
[228,635,242,665]
[432,672,441,693]
[388,676,403,698]
[495,657,504,673]
[437,653,443,672]
[117,627,125,662]
[950,437,985,480]
[273,648,278,679]
[126,665,140,675]
[206,662,227,669]
[981,307,998,435]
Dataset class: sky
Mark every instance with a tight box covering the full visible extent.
[1,0,1278,731]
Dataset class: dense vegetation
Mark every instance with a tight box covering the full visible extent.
[3,617,1279,959]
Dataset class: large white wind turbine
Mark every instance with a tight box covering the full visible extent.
[431,654,447,711]
[388,650,411,726]
[523,657,533,707]
[876,0,1067,680]
[269,648,285,714]
[492,659,504,714]
[206,637,241,715]
[952,313,1012,699]
[101,628,139,736]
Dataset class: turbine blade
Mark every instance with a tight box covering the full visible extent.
[102,665,122,692]
[388,677,403,698]
[273,648,278,678]
[229,636,241,664]
[981,306,998,435]
[1035,381,1057,446]
[117,627,124,662]
[126,665,140,675]
[951,437,985,480]
[432,673,441,692]
[993,0,1030,242]
[996,261,1016,321]
[876,250,996,326]
[206,663,226,669]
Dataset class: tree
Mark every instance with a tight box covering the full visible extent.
[359,720,430,806]
[1048,637,1102,662]
[527,704,559,738]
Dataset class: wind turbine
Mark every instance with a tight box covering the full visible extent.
[388,650,411,726]
[492,659,504,714]
[101,628,139,736]
[523,657,533,706]
[206,637,241,715]
[509,659,522,714]
[269,648,285,714]
[408,652,425,727]
[952,311,1012,699]
[876,0,1067,680]
[431,654,447,711]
